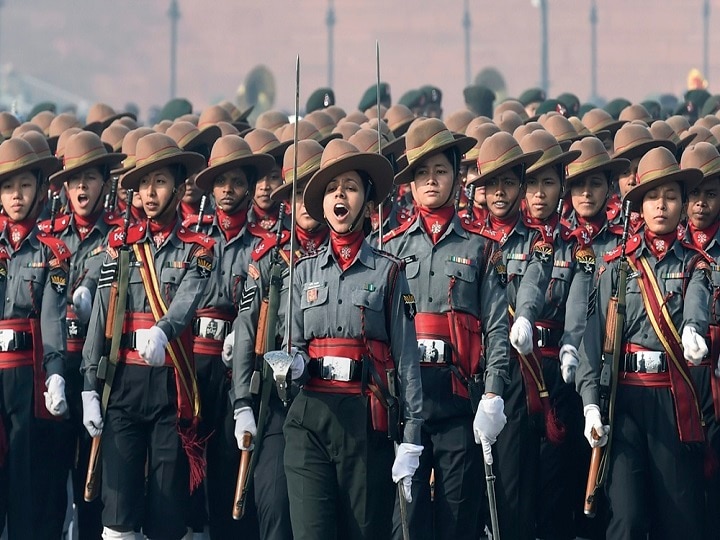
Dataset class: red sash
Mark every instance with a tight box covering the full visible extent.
[133,242,205,491]
[192,308,235,357]
[627,255,704,443]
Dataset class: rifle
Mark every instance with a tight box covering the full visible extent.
[104,175,119,214]
[233,201,287,520]
[84,190,133,502]
[195,195,207,233]
[49,195,60,233]
[584,199,632,517]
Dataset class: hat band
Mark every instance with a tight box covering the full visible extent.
[406,130,455,165]
[136,146,182,168]
[478,146,524,174]
[177,131,201,148]
[0,153,40,175]
[209,149,254,167]
[697,155,720,176]
[283,153,322,183]
[258,141,282,154]
[567,153,612,176]
[615,137,652,154]
[638,163,682,184]
[63,147,108,170]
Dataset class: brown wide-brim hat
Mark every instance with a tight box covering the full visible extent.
[304,139,393,222]
[519,130,581,175]
[166,121,221,153]
[462,120,501,165]
[618,103,655,125]
[680,141,720,179]
[120,133,206,191]
[361,119,406,159]
[243,128,292,161]
[565,136,630,185]
[348,127,406,166]
[111,127,156,175]
[277,120,341,148]
[384,104,416,137]
[49,131,125,188]
[394,117,476,185]
[582,108,626,136]
[271,139,325,202]
[47,113,82,154]
[625,146,703,206]
[649,120,692,154]
[470,131,542,187]
[612,123,675,161]
[195,134,276,192]
[0,138,62,185]
[255,110,290,132]
[84,102,136,135]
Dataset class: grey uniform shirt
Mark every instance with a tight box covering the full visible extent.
[287,241,424,446]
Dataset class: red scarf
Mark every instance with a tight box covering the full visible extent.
[74,210,102,242]
[576,212,606,241]
[488,213,520,245]
[688,220,720,250]
[330,229,364,271]
[216,207,247,242]
[418,205,455,244]
[148,217,176,248]
[629,211,643,233]
[179,200,200,219]
[7,215,36,251]
[252,203,278,231]
[523,212,558,243]
[644,229,677,260]
[295,225,327,255]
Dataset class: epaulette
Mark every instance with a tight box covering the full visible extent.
[108,222,147,248]
[681,239,714,265]
[176,226,216,251]
[103,211,124,228]
[182,214,214,229]
[247,221,276,240]
[37,233,72,263]
[603,233,642,262]
[561,223,593,247]
[250,229,291,262]
[372,247,405,268]
[523,217,555,244]
[37,213,71,234]
[382,217,415,244]
[459,217,484,235]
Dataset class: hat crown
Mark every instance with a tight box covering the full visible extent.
[544,114,578,141]
[166,121,202,149]
[86,103,116,124]
[520,130,562,156]
[207,135,253,167]
[134,133,184,168]
[48,113,81,138]
[198,105,233,129]
[477,132,525,174]
[404,118,456,166]
[332,122,362,140]
[613,124,654,153]
[495,111,523,134]
[282,139,324,183]
[55,128,83,159]
[567,137,613,177]
[62,131,111,169]
[278,120,322,143]
[101,124,130,152]
[445,110,477,134]
[255,110,290,132]
[120,128,155,158]
[348,129,383,154]
[582,109,614,132]
[494,100,527,120]
[666,115,691,136]
[384,104,414,131]
[687,125,719,146]
[637,147,683,185]
[619,104,652,123]
[362,118,394,141]
[244,128,282,154]
[680,141,720,176]
[19,131,52,158]
[318,139,362,170]
[0,138,41,175]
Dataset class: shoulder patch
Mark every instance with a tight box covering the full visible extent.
[37,214,71,234]
[575,246,596,275]
[489,249,507,287]
[251,230,291,262]
[382,218,414,244]
[177,227,216,251]
[603,233,641,262]
[402,293,416,320]
[533,240,554,263]
[36,234,72,263]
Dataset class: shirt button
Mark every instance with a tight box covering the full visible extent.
[337,326,342,332]
[221,270,226,275]
[340,276,345,281]
[430,271,435,276]
[338,299,343,304]
[428,297,433,303]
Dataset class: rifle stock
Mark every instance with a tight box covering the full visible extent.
[84,436,101,502]
[232,432,253,520]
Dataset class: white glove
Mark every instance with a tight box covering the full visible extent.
[583,404,609,448]
[560,344,579,384]
[72,286,93,324]
[233,406,257,451]
[473,394,507,464]
[139,326,168,367]
[222,331,235,368]
[391,443,423,503]
[510,316,534,356]
[682,325,708,366]
[82,390,104,437]
[44,374,68,416]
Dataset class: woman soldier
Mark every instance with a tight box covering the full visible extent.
[517,130,593,539]
[578,146,709,539]
[280,138,423,540]
[232,139,328,540]
[81,133,213,540]
[468,131,553,540]
[381,117,509,540]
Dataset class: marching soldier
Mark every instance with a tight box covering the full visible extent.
[232,139,328,540]
[81,133,213,540]
[0,137,70,539]
[578,147,709,539]
[281,139,423,539]
[382,118,510,540]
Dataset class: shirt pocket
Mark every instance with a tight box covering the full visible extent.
[445,259,479,312]
[506,257,529,279]
[405,259,420,280]
[18,268,44,313]
[300,282,330,335]
[352,288,386,339]
[548,261,573,307]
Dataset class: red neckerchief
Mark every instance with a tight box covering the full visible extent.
[418,205,455,244]
[7,215,35,251]
[330,228,364,271]
[576,212,606,241]
[629,211,643,233]
[472,205,488,223]
[252,203,278,231]
[74,210,102,241]
[644,229,677,260]
[295,225,327,255]
[148,217,176,248]
[488,212,520,245]
[216,207,247,242]
[523,211,558,243]
[179,200,200,219]
[688,220,720,250]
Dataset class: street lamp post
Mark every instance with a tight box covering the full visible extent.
[463,0,471,87]
[532,0,549,93]
[168,0,180,100]
[326,0,336,88]
[703,0,710,82]
[590,0,598,102]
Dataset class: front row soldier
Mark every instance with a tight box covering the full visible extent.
[81,133,214,540]
[578,147,710,539]
[382,118,510,540]
[279,139,423,539]
[0,137,70,539]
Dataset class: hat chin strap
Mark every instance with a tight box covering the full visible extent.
[152,187,179,225]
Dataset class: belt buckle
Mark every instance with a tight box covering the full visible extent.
[67,319,85,339]
[536,327,551,348]
[636,351,663,373]
[197,317,229,341]
[418,339,447,363]
[321,356,353,381]
[133,329,151,352]
[0,329,15,352]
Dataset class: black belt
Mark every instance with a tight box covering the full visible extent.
[308,357,363,382]
[192,317,231,341]
[622,351,667,373]
[535,326,562,349]
[0,329,31,352]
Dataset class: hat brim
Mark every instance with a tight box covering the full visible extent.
[393,135,477,185]
[304,153,393,222]
[469,149,543,188]
[85,112,137,135]
[49,152,126,188]
[612,139,675,161]
[270,169,318,203]
[319,132,343,147]
[0,156,62,186]
[527,149,581,175]
[121,151,207,191]
[591,119,627,136]
[181,125,221,152]
[624,168,704,206]
[195,153,276,191]
[566,158,630,185]
[389,118,415,138]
